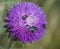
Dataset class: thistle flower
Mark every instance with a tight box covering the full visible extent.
[5,2,47,43]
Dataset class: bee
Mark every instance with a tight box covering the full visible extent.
[29,26,38,33]
[42,24,46,29]
[22,15,28,20]
[26,24,38,33]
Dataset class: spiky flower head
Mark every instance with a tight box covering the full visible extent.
[5,2,47,43]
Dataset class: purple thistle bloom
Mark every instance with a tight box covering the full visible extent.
[5,2,47,43]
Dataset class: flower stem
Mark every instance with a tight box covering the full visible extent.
[7,33,15,49]
[7,37,12,49]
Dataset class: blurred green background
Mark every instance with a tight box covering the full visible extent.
[0,0,60,49]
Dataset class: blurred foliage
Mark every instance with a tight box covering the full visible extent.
[0,0,60,49]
